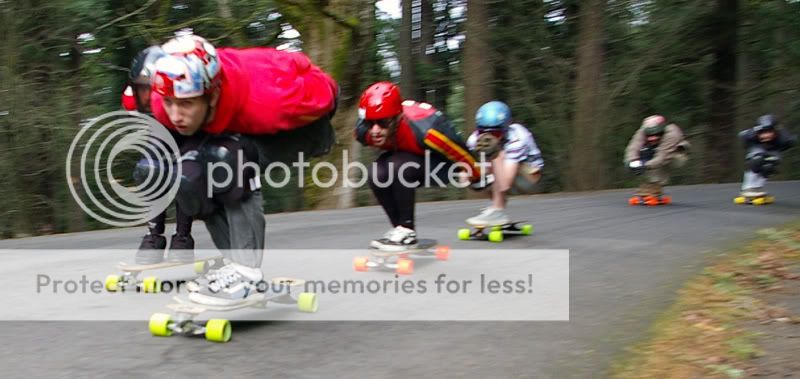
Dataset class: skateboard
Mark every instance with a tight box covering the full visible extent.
[105,255,225,293]
[353,239,450,275]
[734,194,775,206]
[628,194,672,206]
[458,221,532,243]
[149,277,317,343]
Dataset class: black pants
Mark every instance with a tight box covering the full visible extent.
[369,151,451,230]
[248,113,336,167]
[147,130,193,235]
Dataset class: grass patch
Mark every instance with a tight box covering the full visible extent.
[613,223,800,379]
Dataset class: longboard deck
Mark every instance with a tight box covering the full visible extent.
[368,238,437,257]
[466,220,529,230]
[118,255,224,272]
[169,278,306,314]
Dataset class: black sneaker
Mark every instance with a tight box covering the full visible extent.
[166,233,195,263]
[135,234,166,264]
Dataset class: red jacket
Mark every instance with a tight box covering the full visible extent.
[152,47,338,135]
[356,101,480,179]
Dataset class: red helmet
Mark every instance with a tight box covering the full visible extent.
[121,86,137,111]
[358,82,403,120]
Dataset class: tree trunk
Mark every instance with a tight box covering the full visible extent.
[217,0,248,45]
[276,0,374,209]
[704,0,738,182]
[415,0,434,103]
[399,0,416,97]
[568,0,607,191]
[463,0,493,134]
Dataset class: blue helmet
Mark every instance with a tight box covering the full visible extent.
[475,101,512,130]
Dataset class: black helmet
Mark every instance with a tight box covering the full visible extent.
[754,114,778,133]
[128,46,166,85]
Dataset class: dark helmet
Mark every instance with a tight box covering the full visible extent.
[128,46,167,85]
[754,114,778,133]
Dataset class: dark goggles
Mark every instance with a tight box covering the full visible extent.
[370,117,396,129]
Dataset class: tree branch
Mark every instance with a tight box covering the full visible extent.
[95,0,159,32]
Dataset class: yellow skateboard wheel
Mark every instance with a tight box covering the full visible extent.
[488,230,503,243]
[193,261,207,274]
[521,224,533,235]
[104,275,120,292]
[142,276,160,293]
[734,196,746,204]
[205,319,232,342]
[297,292,319,313]
[149,313,173,337]
[457,228,471,240]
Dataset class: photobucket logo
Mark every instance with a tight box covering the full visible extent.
[205,149,493,192]
[66,111,181,227]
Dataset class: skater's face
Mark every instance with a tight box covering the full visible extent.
[368,116,397,146]
[758,130,776,143]
[161,89,221,136]
[645,134,662,145]
[133,84,152,113]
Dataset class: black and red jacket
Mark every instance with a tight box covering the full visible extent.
[355,100,480,179]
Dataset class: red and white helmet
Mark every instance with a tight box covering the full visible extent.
[152,34,221,98]
[358,82,403,120]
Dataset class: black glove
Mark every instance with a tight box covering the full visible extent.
[469,173,495,191]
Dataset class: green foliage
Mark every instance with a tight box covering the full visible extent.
[2,0,800,237]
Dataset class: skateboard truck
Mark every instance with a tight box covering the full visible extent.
[105,256,225,293]
[353,239,449,275]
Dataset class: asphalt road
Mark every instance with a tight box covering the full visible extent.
[0,181,798,378]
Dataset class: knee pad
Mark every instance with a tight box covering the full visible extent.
[203,135,259,206]
[760,154,780,177]
[132,157,175,199]
[175,150,217,218]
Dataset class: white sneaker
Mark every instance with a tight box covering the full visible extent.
[371,226,418,251]
[188,263,264,306]
[466,207,511,226]
[741,187,766,197]
[370,227,398,249]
